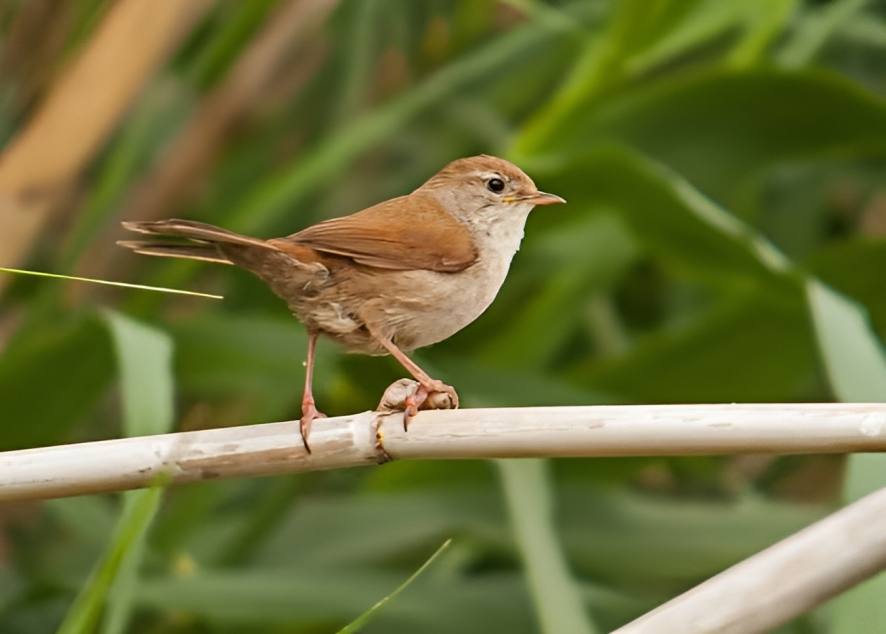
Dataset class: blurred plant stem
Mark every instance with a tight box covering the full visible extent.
[499,460,597,634]
[586,294,629,357]
[221,1,594,235]
[513,0,634,157]
[0,0,212,289]
[333,0,379,124]
[777,0,868,67]
[78,0,337,282]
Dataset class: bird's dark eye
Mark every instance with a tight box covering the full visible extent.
[487,177,505,193]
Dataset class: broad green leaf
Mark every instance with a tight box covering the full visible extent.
[806,281,886,403]
[337,539,451,634]
[516,0,736,152]
[170,313,313,395]
[476,213,639,368]
[0,566,22,613]
[253,488,823,586]
[103,310,174,437]
[169,312,332,420]
[839,11,886,49]
[134,566,647,633]
[103,312,175,633]
[624,1,756,74]
[538,70,886,197]
[805,280,886,633]
[810,238,886,337]
[433,356,613,407]
[499,460,596,634]
[0,316,113,450]
[571,291,817,403]
[536,146,791,284]
[56,314,174,634]
[135,569,537,632]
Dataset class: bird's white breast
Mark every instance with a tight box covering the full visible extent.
[394,204,532,350]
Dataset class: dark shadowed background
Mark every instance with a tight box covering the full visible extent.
[1,1,885,632]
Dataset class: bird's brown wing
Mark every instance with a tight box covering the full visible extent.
[272,194,478,272]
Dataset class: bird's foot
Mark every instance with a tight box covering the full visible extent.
[376,378,458,431]
[299,399,326,454]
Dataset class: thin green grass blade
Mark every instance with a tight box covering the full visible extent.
[499,460,597,634]
[0,267,222,299]
[55,312,175,634]
[56,487,164,634]
[726,0,797,67]
[335,539,452,634]
[777,0,867,68]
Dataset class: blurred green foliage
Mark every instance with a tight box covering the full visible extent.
[1,0,886,632]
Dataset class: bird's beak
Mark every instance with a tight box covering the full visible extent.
[523,191,566,206]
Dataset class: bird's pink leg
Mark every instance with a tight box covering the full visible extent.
[372,336,459,430]
[299,331,325,453]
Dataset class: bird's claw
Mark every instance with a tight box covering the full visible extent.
[376,378,458,430]
[299,400,326,454]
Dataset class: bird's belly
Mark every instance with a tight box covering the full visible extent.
[285,254,513,355]
[387,257,510,351]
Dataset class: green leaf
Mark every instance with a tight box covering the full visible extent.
[777,0,868,68]
[572,487,826,577]
[103,310,174,437]
[726,0,796,67]
[337,539,452,634]
[623,1,754,74]
[537,146,791,284]
[516,0,740,153]
[499,460,597,634]
[56,488,164,634]
[805,279,886,633]
[806,280,886,403]
[221,1,597,235]
[135,569,539,632]
[538,70,886,197]
[56,314,174,634]
[476,214,639,368]
[169,312,331,420]
[0,315,113,450]
[433,356,613,408]
[253,487,823,584]
[572,290,817,403]
[810,238,886,338]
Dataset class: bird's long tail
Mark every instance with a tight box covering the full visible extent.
[118,219,273,265]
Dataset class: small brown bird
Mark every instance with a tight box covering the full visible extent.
[119,155,564,451]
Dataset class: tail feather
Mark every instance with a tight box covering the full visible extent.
[119,219,278,265]
[121,219,271,249]
[116,240,232,264]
